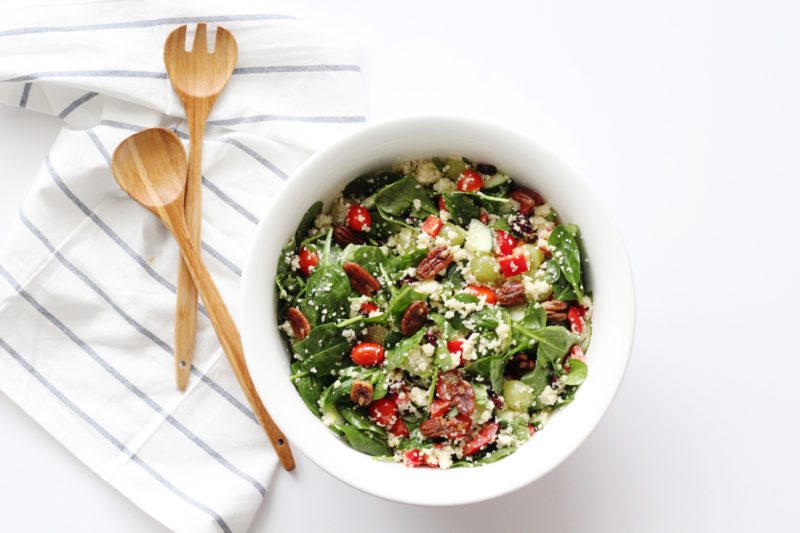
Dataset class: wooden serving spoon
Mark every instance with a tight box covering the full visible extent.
[164,23,238,391]
[112,128,295,471]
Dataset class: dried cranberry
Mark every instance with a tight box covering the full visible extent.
[396,275,415,288]
[510,212,533,237]
[475,162,497,175]
[423,330,439,345]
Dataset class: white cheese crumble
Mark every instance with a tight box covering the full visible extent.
[539,386,559,406]
[433,177,456,193]
[313,213,332,230]
[409,387,429,407]
[341,329,356,342]
[279,321,295,338]
[414,160,443,184]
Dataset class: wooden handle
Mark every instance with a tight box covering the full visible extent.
[168,204,296,471]
[174,109,205,391]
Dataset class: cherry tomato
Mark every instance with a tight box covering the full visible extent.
[389,417,410,437]
[297,248,319,277]
[456,169,483,192]
[403,449,427,468]
[359,301,379,317]
[497,252,529,277]
[430,398,452,418]
[510,187,544,215]
[421,215,444,237]
[466,284,497,305]
[495,230,518,256]
[369,397,398,428]
[567,305,586,334]
[350,342,385,366]
[462,422,500,456]
[346,203,372,231]
[438,196,448,212]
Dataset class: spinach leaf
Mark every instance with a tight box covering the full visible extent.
[552,276,578,301]
[565,358,588,385]
[276,271,305,303]
[527,326,578,364]
[387,285,426,322]
[337,424,390,456]
[464,353,509,393]
[387,248,427,276]
[548,225,584,299]
[491,217,511,232]
[441,192,480,225]
[375,176,437,217]
[319,367,383,408]
[369,208,407,240]
[386,329,426,370]
[295,201,323,248]
[344,171,403,198]
[292,323,351,375]
[298,231,351,326]
[339,406,387,437]
[510,305,547,350]
[451,446,516,468]
[520,358,551,399]
[290,362,322,414]
[519,304,546,330]
[340,244,389,278]
[443,264,465,292]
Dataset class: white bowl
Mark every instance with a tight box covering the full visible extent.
[240,116,635,506]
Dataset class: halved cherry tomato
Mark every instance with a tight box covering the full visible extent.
[403,449,427,467]
[457,169,483,192]
[430,398,452,418]
[466,284,497,305]
[350,342,385,366]
[359,301,380,316]
[297,248,319,277]
[567,305,586,334]
[346,203,371,231]
[497,252,529,277]
[462,422,500,456]
[369,397,398,428]
[495,230,518,256]
[389,417,410,437]
[447,339,465,366]
[421,215,444,237]
[438,196,448,212]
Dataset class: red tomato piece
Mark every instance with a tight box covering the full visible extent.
[497,252,529,277]
[430,398,452,418]
[350,342,385,366]
[297,248,319,277]
[368,397,398,428]
[495,230,518,256]
[359,301,379,316]
[421,215,444,237]
[438,196,448,212]
[462,422,500,457]
[528,424,537,436]
[568,344,586,363]
[466,284,497,305]
[567,305,586,334]
[479,210,490,224]
[456,169,484,192]
[447,339,465,367]
[389,417,410,437]
[403,449,427,468]
[346,203,372,231]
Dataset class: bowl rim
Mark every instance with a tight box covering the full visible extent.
[240,115,636,506]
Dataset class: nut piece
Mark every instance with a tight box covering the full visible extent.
[350,379,374,406]
[343,262,381,296]
[400,300,429,336]
[542,299,568,322]
[287,307,311,340]
[510,187,544,215]
[416,245,453,280]
[333,225,365,246]
[505,353,536,379]
[419,415,471,439]
[496,282,527,307]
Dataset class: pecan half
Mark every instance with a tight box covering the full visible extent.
[419,415,471,439]
[350,380,374,406]
[400,300,429,336]
[343,262,381,296]
[286,307,311,340]
[510,187,544,215]
[333,225,365,246]
[505,352,535,379]
[496,282,526,307]
[542,299,568,322]
[435,370,476,416]
[416,245,453,280]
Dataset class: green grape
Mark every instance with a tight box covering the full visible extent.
[503,380,534,411]
[519,244,544,271]
[440,222,466,245]
[471,254,500,283]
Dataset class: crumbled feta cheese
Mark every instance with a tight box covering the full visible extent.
[405,346,433,375]
[413,279,443,301]
[539,386,559,406]
[443,294,486,318]
[533,203,552,218]
[409,387,428,407]
[412,198,422,211]
[433,177,456,193]
[430,445,454,469]
[322,412,337,426]
[341,329,356,342]
[314,213,332,229]
[289,254,300,272]
[279,320,295,338]
[421,343,435,358]
[387,433,402,447]
[523,277,552,302]
[414,160,443,184]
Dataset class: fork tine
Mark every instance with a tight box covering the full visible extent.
[192,23,208,53]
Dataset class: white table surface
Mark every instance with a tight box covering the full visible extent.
[2,1,799,531]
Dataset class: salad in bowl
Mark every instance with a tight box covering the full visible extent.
[275,155,592,469]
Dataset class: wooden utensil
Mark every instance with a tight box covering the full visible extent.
[164,23,238,390]
[111,128,295,471]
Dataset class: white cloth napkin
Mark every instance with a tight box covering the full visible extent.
[0,1,364,531]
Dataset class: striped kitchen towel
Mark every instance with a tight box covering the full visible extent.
[0,1,365,531]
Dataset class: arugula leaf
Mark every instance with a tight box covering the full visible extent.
[340,244,389,278]
[292,323,352,375]
[344,171,403,198]
[441,192,480,225]
[375,176,437,217]
[298,231,351,326]
[295,201,323,248]
[337,424,390,456]
[385,329,426,370]
[548,225,584,299]
[565,358,588,386]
